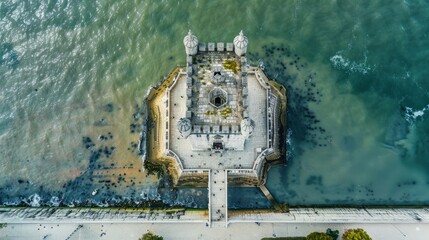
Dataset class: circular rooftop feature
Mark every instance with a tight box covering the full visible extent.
[183,30,198,48]
[183,30,198,55]
[177,118,192,138]
[233,30,248,56]
[233,30,248,49]
[240,118,254,138]
[209,87,228,108]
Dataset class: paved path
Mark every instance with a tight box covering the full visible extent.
[228,208,429,223]
[209,169,227,227]
[1,222,428,240]
[1,206,429,239]
[0,208,206,223]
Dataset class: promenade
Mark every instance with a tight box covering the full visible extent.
[1,207,428,239]
[1,221,428,239]
[209,169,228,227]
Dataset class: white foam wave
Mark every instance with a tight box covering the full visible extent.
[286,128,293,161]
[139,186,159,200]
[29,193,41,207]
[95,201,109,207]
[286,128,293,145]
[49,196,61,207]
[258,60,265,70]
[404,104,429,124]
[330,53,373,74]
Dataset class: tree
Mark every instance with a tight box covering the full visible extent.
[139,232,163,240]
[326,228,339,240]
[342,228,372,240]
[307,232,333,240]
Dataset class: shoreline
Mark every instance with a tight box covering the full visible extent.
[1,206,428,224]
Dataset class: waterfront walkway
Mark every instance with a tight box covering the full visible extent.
[1,221,428,239]
[209,169,228,227]
[0,207,206,223]
[2,207,428,224]
[1,207,429,239]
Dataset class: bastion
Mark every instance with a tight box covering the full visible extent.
[141,30,287,227]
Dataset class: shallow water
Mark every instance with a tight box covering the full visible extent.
[1,0,429,207]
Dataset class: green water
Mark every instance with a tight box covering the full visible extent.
[1,0,428,206]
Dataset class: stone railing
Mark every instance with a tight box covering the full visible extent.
[255,69,270,90]
[252,148,271,182]
[267,92,278,149]
[165,72,183,151]
[168,150,184,173]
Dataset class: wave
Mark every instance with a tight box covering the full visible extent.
[404,105,429,124]
[258,60,265,70]
[28,193,41,207]
[330,53,373,74]
[286,128,293,161]
[49,196,61,207]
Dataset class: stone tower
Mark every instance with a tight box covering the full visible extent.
[183,30,198,56]
[233,30,248,56]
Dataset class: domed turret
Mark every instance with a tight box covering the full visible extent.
[183,30,198,56]
[233,30,248,56]
[240,118,254,138]
[177,118,192,138]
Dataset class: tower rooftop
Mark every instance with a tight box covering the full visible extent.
[183,30,198,48]
[233,30,248,49]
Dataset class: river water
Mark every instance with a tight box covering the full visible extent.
[1,0,428,207]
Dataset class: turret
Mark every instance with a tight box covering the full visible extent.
[233,30,248,56]
[240,118,254,138]
[183,30,198,56]
[177,118,192,138]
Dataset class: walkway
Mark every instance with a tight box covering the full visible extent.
[1,222,428,239]
[209,169,228,227]
[1,207,429,239]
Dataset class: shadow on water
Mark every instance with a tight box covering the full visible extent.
[250,42,429,206]
[248,43,331,160]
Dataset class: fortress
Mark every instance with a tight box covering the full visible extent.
[142,30,287,227]
[1,32,428,238]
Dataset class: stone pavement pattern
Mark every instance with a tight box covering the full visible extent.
[1,222,429,240]
[209,169,228,227]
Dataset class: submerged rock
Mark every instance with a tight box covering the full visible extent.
[103,103,114,113]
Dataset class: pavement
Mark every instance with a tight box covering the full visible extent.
[2,207,429,239]
[1,222,428,240]
[209,169,228,227]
